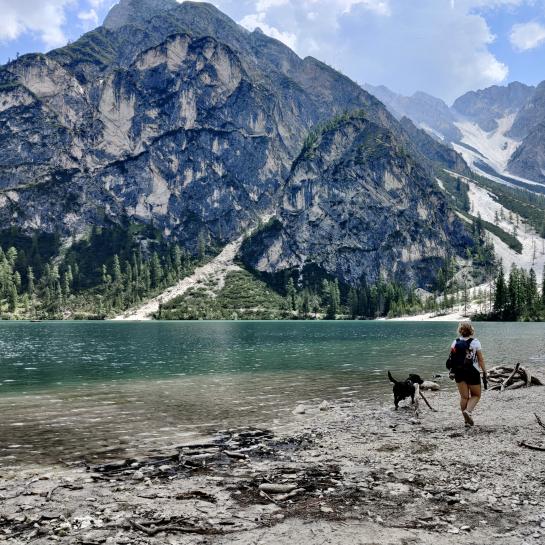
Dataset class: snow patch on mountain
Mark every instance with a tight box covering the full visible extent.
[453,114,519,172]
[465,179,545,282]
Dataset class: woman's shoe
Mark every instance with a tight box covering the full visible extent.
[463,410,474,426]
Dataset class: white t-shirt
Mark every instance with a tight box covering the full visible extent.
[450,337,482,371]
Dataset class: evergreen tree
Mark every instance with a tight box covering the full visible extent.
[286,278,297,311]
[493,262,507,318]
[8,283,17,312]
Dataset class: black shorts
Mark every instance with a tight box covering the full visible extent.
[455,366,481,386]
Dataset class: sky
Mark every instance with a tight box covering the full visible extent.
[0,0,545,103]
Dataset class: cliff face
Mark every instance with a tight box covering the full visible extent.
[241,114,472,288]
[452,82,535,132]
[0,0,471,285]
[0,0,403,248]
[506,82,545,184]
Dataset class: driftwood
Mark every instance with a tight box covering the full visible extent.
[517,414,545,453]
[535,413,545,433]
[504,380,525,391]
[259,483,297,494]
[130,519,226,536]
[501,363,521,391]
[275,488,305,501]
[519,441,545,452]
[418,389,437,412]
[487,364,542,392]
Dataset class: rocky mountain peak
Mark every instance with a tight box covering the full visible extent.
[103,0,179,30]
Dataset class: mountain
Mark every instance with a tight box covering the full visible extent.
[363,81,545,188]
[241,112,471,288]
[452,82,535,132]
[363,84,462,142]
[508,81,545,140]
[0,0,479,312]
[506,82,545,184]
[0,0,464,251]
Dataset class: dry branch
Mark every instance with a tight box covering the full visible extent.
[501,363,521,391]
[418,389,437,412]
[519,441,545,452]
[535,414,545,433]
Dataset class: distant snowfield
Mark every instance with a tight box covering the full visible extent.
[392,174,545,321]
[452,115,542,189]
[465,179,545,283]
[453,115,518,173]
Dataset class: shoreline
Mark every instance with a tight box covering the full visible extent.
[1,377,544,544]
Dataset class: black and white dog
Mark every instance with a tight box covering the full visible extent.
[387,371,424,410]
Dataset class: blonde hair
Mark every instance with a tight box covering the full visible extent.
[458,321,475,337]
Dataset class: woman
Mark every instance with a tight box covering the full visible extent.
[449,321,487,427]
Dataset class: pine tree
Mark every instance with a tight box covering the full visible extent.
[348,288,358,318]
[197,231,207,261]
[527,268,539,317]
[27,266,34,296]
[150,252,162,289]
[8,283,17,313]
[286,278,296,311]
[542,265,545,310]
[326,280,340,319]
[493,262,507,318]
[113,255,123,286]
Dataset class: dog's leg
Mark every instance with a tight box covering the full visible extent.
[411,393,415,404]
[394,397,399,410]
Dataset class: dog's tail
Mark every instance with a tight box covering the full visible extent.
[387,370,398,384]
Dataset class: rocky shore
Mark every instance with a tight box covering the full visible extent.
[1,374,544,545]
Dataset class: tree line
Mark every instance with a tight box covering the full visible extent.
[487,263,545,321]
[0,236,201,319]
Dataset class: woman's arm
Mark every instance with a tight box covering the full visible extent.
[476,350,486,374]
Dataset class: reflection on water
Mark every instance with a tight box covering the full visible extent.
[0,321,543,466]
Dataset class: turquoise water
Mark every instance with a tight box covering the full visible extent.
[0,321,543,466]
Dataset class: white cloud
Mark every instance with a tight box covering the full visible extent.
[216,0,516,102]
[78,8,99,27]
[0,0,74,48]
[239,12,297,49]
[510,20,545,50]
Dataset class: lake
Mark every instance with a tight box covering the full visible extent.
[0,321,543,467]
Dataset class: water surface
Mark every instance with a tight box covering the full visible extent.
[1,321,543,466]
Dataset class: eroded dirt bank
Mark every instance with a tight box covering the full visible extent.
[1,377,544,545]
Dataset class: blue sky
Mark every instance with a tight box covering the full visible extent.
[1,0,544,103]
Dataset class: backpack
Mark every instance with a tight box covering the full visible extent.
[446,338,474,371]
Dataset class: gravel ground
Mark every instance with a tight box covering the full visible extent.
[1,374,544,545]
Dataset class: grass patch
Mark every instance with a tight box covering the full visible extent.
[159,268,289,320]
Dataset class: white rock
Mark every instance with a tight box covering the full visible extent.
[132,470,144,481]
[319,400,331,411]
[421,381,440,391]
[293,404,306,415]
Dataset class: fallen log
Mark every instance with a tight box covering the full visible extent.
[224,451,248,460]
[275,488,306,501]
[501,363,521,391]
[520,367,533,387]
[259,483,297,494]
[504,380,525,391]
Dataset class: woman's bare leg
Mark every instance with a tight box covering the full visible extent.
[457,382,469,412]
[467,384,481,413]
